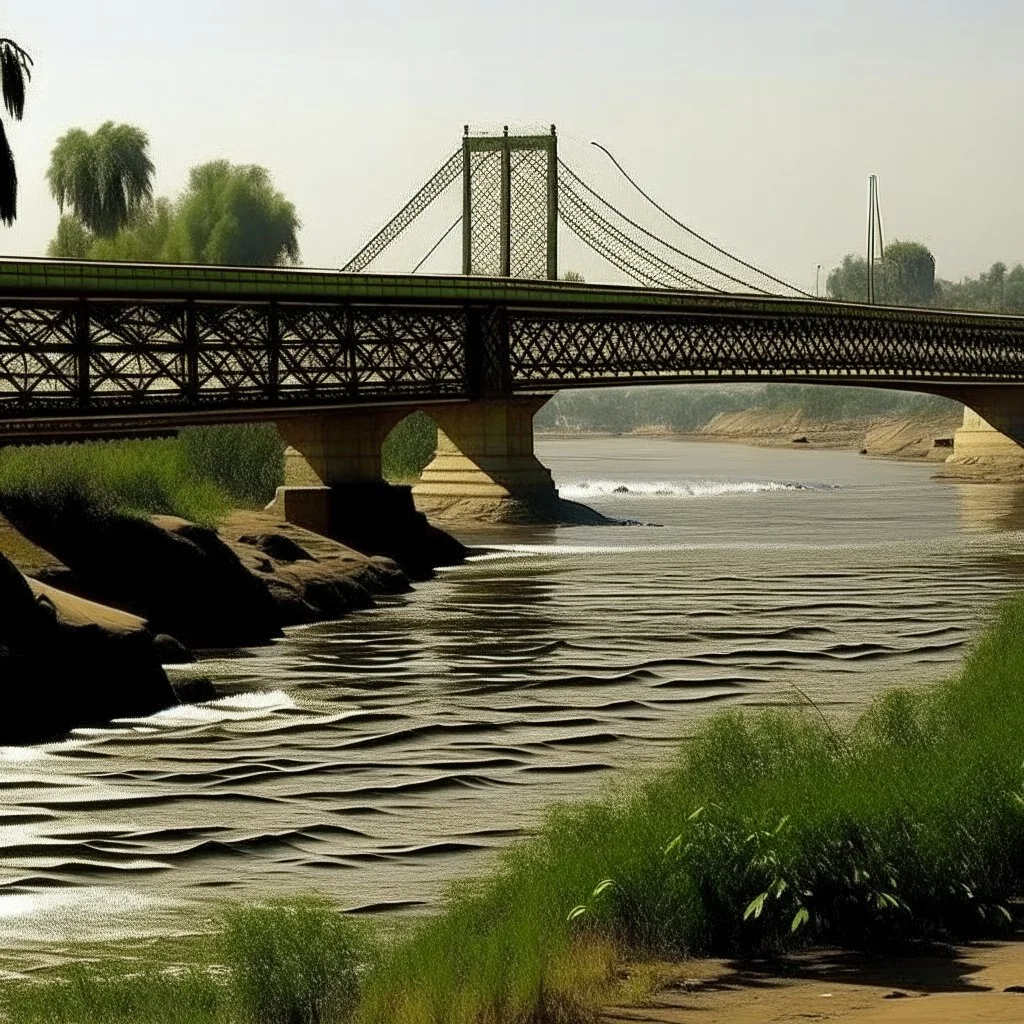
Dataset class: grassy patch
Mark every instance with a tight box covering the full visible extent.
[0,426,284,529]
[7,598,1024,1022]
[2,900,366,1024]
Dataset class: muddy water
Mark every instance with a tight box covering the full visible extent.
[3,438,1024,958]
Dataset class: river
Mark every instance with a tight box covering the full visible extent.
[3,437,1024,963]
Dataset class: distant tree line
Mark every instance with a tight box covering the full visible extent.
[46,121,300,266]
[535,384,956,434]
[827,241,1024,314]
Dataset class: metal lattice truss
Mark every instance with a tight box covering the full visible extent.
[507,309,1024,387]
[3,289,1024,440]
[508,148,551,278]
[467,149,502,277]
[0,299,468,438]
[463,134,557,279]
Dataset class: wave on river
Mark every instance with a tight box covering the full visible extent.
[559,478,836,500]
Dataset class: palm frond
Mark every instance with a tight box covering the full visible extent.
[0,118,17,225]
[0,39,31,122]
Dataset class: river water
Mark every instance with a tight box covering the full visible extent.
[3,437,1024,962]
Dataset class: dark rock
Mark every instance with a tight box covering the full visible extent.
[0,554,178,745]
[153,633,195,665]
[0,501,281,649]
[238,532,315,563]
[792,435,809,444]
[170,672,217,705]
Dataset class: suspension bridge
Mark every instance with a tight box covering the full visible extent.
[0,127,1020,520]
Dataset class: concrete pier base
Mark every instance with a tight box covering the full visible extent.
[944,389,1024,480]
[412,397,578,523]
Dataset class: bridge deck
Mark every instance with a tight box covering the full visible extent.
[0,258,1022,442]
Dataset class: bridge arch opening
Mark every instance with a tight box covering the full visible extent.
[381,411,439,485]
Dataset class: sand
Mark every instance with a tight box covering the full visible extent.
[604,940,1024,1023]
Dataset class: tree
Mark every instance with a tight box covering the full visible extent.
[88,198,174,262]
[0,38,32,225]
[826,241,936,307]
[826,254,869,303]
[46,215,92,259]
[46,122,154,237]
[164,161,299,266]
[561,270,585,283]
[880,241,935,306]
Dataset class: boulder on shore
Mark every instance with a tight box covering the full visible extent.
[9,507,283,649]
[0,554,178,745]
[9,500,415,649]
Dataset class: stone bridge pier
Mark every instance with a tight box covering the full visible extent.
[951,387,1024,468]
[266,396,564,565]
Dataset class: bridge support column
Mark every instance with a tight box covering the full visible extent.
[262,409,469,578]
[412,397,562,522]
[948,388,1024,474]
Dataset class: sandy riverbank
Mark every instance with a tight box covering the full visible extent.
[604,939,1024,1023]
[543,410,963,462]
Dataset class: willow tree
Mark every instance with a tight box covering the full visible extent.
[164,161,300,266]
[46,121,154,238]
[0,38,32,225]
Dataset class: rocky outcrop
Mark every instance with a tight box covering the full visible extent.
[0,554,178,745]
[16,510,283,649]
[219,511,411,628]
[6,500,415,651]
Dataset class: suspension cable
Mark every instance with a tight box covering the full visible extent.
[412,215,462,273]
[560,202,670,289]
[590,140,812,297]
[560,180,721,291]
[343,149,462,273]
[560,160,772,294]
[560,192,695,290]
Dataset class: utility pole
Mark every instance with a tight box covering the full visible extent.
[866,175,884,304]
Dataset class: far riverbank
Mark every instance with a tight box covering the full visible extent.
[541,408,962,464]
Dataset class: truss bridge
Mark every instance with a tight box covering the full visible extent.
[1,127,1021,522]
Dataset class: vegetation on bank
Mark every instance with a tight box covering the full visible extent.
[827,240,1024,314]
[0,415,437,531]
[8,595,1024,1022]
[0,425,285,528]
[535,382,958,434]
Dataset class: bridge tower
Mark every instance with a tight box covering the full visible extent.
[274,126,566,537]
[461,125,559,280]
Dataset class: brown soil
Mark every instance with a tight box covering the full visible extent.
[604,940,1024,1023]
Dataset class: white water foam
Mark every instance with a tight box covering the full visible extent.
[559,478,829,500]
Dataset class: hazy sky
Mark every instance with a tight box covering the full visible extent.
[2,1,1021,291]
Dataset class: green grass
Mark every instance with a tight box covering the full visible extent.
[2,900,366,1024]
[7,598,1024,1023]
[0,425,285,529]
